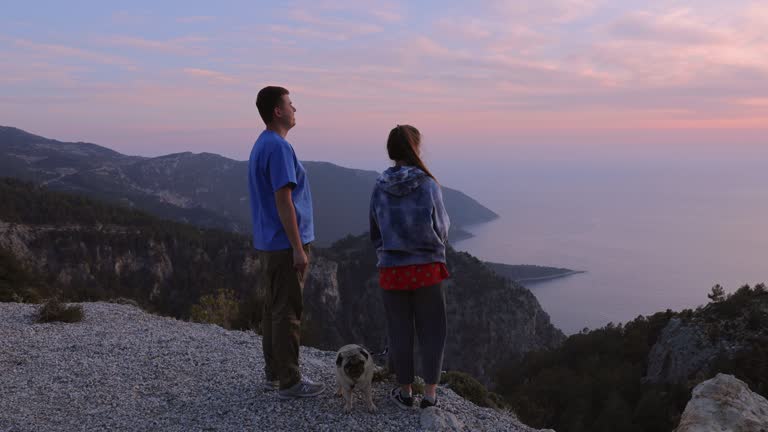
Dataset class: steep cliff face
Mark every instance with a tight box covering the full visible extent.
[2,219,563,385]
[644,317,746,385]
[643,290,768,386]
[0,220,260,319]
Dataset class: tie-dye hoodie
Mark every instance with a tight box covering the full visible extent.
[369,165,451,268]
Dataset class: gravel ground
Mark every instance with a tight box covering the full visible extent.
[0,302,544,432]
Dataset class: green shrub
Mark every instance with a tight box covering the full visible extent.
[0,247,42,303]
[709,284,768,320]
[746,308,766,331]
[712,344,768,398]
[190,288,240,329]
[108,297,140,307]
[36,298,84,323]
[707,284,725,303]
[441,370,505,409]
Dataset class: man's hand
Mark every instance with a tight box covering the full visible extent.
[274,185,307,279]
[293,247,309,280]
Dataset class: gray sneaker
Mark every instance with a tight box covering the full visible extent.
[278,378,325,400]
[263,379,279,392]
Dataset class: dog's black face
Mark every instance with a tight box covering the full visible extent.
[344,357,366,380]
[336,348,370,380]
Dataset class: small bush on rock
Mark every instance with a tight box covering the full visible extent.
[108,297,140,307]
[36,298,84,323]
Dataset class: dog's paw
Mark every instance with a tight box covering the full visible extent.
[367,403,378,413]
[344,404,353,414]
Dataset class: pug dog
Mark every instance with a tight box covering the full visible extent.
[335,344,377,413]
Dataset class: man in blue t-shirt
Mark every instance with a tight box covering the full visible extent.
[248,86,324,400]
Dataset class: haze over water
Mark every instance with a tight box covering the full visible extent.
[441,144,768,334]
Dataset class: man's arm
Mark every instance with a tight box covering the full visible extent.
[275,186,308,278]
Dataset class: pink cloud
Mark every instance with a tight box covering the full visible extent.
[371,9,402,23]
[572,5,768,91]
[493,0,599,24]
[103,36,209,56]
[605,9,729,45]
[434,18,493,40]
[0,57,81,85]
[286,8,384,37]
[269,24,357,41]
[110,11,151,25]
[177,16,216,23]
[273,0,403,42]
[182,68,238,84]
[4,0,768,155]
[292,0,402,21]
[9,38,136,69]
[734,98,768,107]
[410,36,465,59]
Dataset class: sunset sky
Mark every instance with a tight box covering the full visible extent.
[2,0,767,165]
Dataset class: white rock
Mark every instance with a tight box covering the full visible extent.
[420,407,465,432]
[675,373,768,432]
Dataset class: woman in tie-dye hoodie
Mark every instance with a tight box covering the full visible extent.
[369,124,450,410]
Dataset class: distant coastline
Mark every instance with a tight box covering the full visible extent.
[449,226,477,243]
[484,262,586,286]
[452,220,585,286]
[516,270,587,284]
[449,211,501,243]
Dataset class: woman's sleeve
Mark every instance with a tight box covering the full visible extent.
[431,181,450,243]
[369,190,382,249]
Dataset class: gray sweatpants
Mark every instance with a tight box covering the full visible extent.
[381,282,447,385]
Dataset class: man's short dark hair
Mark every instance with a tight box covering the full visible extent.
[256,86,289,125]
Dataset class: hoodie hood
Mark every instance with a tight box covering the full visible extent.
[376,166,429,196]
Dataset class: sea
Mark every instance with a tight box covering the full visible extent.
[437,145,768,334]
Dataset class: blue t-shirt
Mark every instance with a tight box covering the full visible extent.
[248,130,314,251]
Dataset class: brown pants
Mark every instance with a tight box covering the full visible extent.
[259,244,310,389]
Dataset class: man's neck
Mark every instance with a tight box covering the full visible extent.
[267,124,289,138]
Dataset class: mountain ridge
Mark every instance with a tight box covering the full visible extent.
[0,125,497,245]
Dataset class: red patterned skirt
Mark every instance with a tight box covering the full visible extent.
[378,262,450,291]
